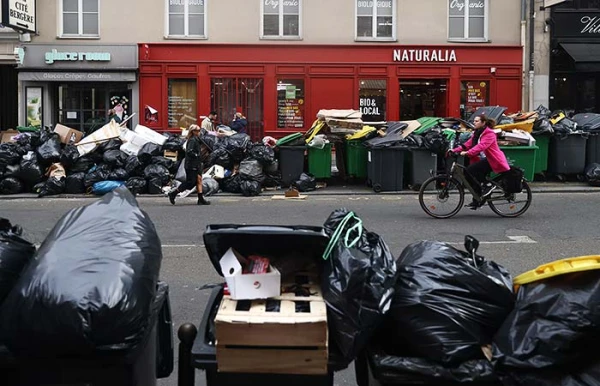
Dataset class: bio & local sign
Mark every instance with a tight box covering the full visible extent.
[1,0,36,33]
[45,49,111,65]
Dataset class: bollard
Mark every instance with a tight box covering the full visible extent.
[178,323,197,386]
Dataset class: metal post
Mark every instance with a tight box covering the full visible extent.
[177,323,197,386]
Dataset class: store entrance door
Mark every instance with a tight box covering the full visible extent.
[211,78,264,140]
[399,79,447,120]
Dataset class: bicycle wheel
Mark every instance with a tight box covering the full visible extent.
[488,181,532,218]
[419,176,465,219]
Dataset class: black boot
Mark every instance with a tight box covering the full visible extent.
[168,189,178,205]
[197,193,210,205]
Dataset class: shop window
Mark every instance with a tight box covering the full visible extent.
[166,0,206,38]
[168,79,198,128]
[356,0,396,40]
[60,0,99,37]
[261,0,301,39]
[460,80,490,120]
[448,0,488,41]
[400,79,447,120]
[277,79,305,129]
[359,79,387,122]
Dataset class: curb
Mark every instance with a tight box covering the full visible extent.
[0,185,598,200]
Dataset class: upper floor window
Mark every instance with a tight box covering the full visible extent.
[60,0,99,37]
[356,0,396,41]
[166,0,206,38]
[448,0,488,41]
[261,0,301,39]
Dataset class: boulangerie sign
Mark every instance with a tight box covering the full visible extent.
[553,11,600,38]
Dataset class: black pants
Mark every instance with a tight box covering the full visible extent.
[466,159,492,194]
[178,168,200,192]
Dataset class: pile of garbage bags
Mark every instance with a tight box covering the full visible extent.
[0,122,282,197]
[0,188,163,359]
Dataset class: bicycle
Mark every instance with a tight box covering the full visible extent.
[418,153,532,219]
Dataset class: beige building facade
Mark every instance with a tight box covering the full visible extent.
[13,0,527,136]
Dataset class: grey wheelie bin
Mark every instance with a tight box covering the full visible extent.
[177,224,350,386]
[548,133,588,180]
[367,146,408,192]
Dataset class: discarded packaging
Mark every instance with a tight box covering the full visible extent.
[219,247,281,300]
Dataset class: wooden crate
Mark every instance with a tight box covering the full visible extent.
[215,278,328,375]
[163,150,178,161]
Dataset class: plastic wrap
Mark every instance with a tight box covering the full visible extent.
[0,187,162,357]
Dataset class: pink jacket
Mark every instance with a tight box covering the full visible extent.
[452,127,510,174]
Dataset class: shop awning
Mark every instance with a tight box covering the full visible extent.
[561,43,600,71]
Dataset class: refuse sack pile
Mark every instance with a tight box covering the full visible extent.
[0,187,164,359]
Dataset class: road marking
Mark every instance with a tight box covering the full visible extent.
[448,235,537,245]
[163,244,203,248]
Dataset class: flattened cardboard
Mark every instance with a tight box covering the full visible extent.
[1,130,20,143]
[54,124,84,145]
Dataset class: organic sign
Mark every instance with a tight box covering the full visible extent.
[2,0,36,33]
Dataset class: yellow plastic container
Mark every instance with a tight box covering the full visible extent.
[495,119,535,133]
[513,255,600,291]
[346,125,376,140]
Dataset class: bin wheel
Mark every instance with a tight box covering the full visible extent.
[534,172,547,182]
[372,184,382,193]
[557,174,566,182]
[577,174,587,182]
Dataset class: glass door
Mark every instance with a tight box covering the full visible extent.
[399,79,447,120]
[211,78,264,140]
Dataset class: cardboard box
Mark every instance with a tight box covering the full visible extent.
[219,248,281,300]
[1,130,20,143]
[54,124,84,145]
[134,124,167,145]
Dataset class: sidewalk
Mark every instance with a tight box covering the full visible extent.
[0,182,597,200]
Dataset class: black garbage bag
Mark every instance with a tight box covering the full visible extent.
[199,134,217,151]
[423,130,449,155]
[99,138,123,152]
[3,163,20,178]
[38,177,66,198]
[0,187,162,357]
[202,177,220,196]
[220,133,250,162]
[535,105,552,119]
[0,143,22,165]
[144,164,170,184]
[586,163,600,187]
[0,177,24,195]
[531,118,553,136]
[239,159,265,182]
[126,177,148,195]
[0,221,36,306]
[263,170,282,188]
[103,149,127,167]
[162,135,185,152]
[15,132,40,148]
[151,156,175,172]
[36,133,62,165]
[138,142,162,165]
[240,179,261,196]
[390,240,514,366]
[208,147,233,169]
[31,181,45,195]
[322,209,397,363]
[84,164,111,188]
[492,270,600,384]
[65,172,86,194]
[60,145,80,169]
[147,177,165,195]
[552,117,578,135]
[125,155,144,177]
[248,144,275,165]
[220,174,242,193]
[108,168,129,181]
[69,156,95,174]
[19,158,43,186]
[292,173,317,192]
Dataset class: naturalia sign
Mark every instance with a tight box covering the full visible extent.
[44,49,111,65]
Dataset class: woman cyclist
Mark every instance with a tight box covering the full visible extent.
[451,115,510,209]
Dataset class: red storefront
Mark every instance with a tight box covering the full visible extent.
[138,43,522,139]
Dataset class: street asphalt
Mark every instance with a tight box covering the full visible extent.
[1,187,600,386]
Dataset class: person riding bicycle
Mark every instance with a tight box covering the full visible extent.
[451,115,510,209]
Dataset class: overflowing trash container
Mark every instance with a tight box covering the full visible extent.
[499,145,538,181]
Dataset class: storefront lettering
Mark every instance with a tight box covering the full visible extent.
[580,16,600,34]
[357,1,392,8]
[360,98,381,115]
[41,73,114,80]
[393,49,457,62]
[264,0,299,9]
[44,49,111,65]
[449,0,484,12]
[169,0,204,5]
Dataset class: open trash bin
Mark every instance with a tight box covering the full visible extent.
[181,224,349,386]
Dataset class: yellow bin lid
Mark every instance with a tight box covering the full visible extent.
[513,255,600,291]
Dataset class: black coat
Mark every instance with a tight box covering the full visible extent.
[184,136,203,171]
